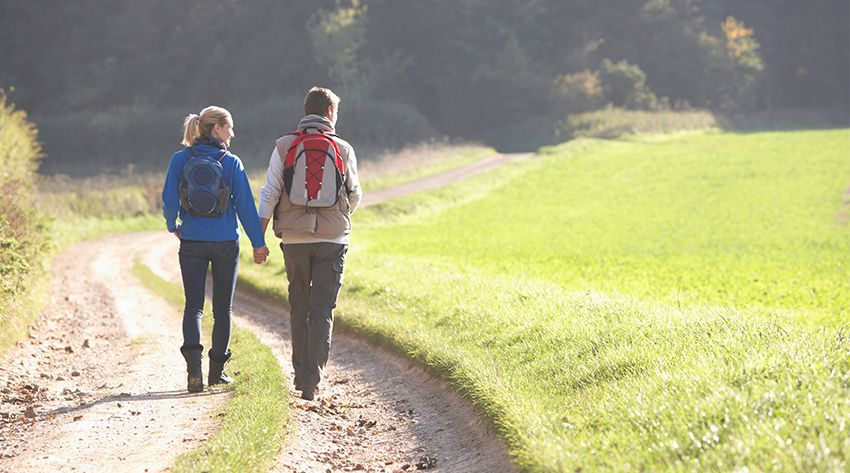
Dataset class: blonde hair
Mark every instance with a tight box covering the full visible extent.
[304,87,340,117]
[181,106,232,147]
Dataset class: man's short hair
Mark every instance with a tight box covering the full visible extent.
[304,87,340,117]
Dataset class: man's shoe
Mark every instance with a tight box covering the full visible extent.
[300,388,317,401]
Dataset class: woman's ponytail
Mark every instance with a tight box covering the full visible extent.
[181,114,201,147]
[180,107,231,147]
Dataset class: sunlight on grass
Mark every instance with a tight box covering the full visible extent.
[239,129,850,471]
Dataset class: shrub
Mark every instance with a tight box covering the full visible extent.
[599,58,659,110]
[0,90,48,353]
[552,70,605,113]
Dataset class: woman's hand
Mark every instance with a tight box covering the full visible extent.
[253,246,270,264]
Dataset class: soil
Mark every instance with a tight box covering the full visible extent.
[0,235,226,472]
[1,154,527,472]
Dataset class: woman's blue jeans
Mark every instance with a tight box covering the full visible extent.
[178,239,239,361]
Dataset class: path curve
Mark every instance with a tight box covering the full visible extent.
[141,232,515,472]
[1,152,528,472]
[364,152,532,207]
[0,235,227,472]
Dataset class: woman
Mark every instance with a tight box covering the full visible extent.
[161,106,270,393]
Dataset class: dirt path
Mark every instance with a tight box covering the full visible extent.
[364,152,532,206]
[141,232,514,472]
[1,152,526,472]
[0,235,226,472]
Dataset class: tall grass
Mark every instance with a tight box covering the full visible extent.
[35,170,162,243]
[556,107,847,143]
[557,107,718,140]
[0,91,49,354]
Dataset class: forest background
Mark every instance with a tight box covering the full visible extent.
[1,0,847,175]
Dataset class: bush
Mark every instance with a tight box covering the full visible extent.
[552,70,605,113]
[599,59,659,110]
[0,90,48,353]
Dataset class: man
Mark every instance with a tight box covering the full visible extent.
[258,87,362,401]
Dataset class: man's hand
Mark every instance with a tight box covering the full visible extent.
[253,246,270,264]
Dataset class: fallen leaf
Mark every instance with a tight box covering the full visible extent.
[415,455,438,470]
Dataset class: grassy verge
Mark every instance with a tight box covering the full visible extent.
[131,261,289,472]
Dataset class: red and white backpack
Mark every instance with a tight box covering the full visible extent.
[280,129,346,208]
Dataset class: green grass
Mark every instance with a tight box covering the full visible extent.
[237,129,850,471]
[131,261,289,473]
[363,130,850,324]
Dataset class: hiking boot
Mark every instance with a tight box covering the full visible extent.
[300,387,317,401]
[180,344,204,393]
[208,349,233,386]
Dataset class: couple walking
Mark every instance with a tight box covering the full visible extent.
[161,87,362,401]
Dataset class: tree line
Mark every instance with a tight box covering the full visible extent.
[1,0,847,174]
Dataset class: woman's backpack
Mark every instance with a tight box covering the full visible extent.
[281,129,346,208]
[179,149,231,217]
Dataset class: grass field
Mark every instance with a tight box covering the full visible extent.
[362,130,850,323]
[239,128,850,471]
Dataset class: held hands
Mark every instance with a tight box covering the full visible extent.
[253,246,270,264]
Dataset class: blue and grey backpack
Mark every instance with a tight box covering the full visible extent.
[178,149,231,217]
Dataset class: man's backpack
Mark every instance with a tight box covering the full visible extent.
[179,149,231,217]
[281,129,346,208]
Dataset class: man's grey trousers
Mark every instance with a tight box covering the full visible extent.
[281,242,347,393]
